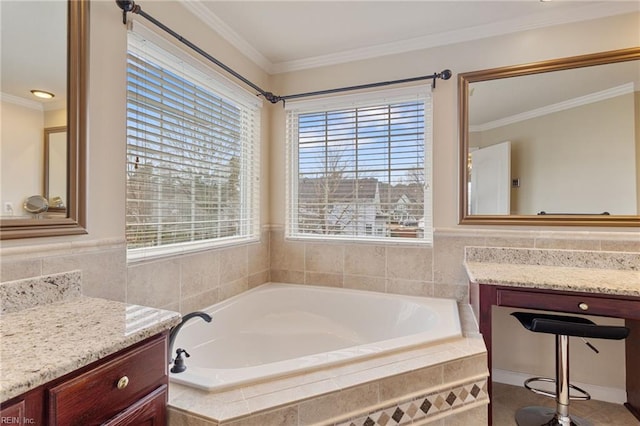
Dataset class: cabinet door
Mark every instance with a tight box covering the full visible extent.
[49,335,166,425]
[0,399,25,425]
[102,385,167,426]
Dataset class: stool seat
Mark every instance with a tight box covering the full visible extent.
[511,311,629,426]
[512,312,630,340]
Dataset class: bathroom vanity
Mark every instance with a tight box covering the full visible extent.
[0,289,180,425]
[465,248,640,424]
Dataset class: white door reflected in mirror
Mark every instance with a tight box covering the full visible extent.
[469,141,511,215]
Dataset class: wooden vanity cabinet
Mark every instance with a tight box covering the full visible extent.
[471,283,640,424]
[0,333,168,426]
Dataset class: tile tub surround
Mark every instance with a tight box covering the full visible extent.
[464,247,640,297]
[0,296,181,402]
[167,305,487,425]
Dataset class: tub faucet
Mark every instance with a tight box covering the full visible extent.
[168,311,212,362]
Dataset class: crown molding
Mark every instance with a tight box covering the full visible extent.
[186,2,638,75]
[273,3,639,74]
[180,1,274,73]
[0,92,43,111]
[470,82,635,132]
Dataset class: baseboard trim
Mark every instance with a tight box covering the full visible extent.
[492,369,627,404]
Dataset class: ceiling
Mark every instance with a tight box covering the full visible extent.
[182,1,639,74]
[1,1,67,109]
[1,1,637,110]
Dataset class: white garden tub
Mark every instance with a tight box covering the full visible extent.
[169,283,462,391]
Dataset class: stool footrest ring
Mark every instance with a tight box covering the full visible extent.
[524,377,591,401]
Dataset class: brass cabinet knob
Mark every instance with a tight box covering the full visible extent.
[578,302,589,311]
[116,375,129,390]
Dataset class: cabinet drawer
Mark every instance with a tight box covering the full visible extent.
[103,385,167,426]
[48,335,167,426]
[496,288,640,319]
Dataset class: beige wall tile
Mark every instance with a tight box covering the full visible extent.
[344,244,386,277]
[485,237,535,248]
[127,258,180,308]
[378,365,443,401]
[1,259,42,282]
[305,243,344,273]
[270,230,305,271]
[161,301,181,313]
[387,246,433,281]
[270,269,305,284]
[443,404,488,425]
[534,238,601,250]
[433,235,484,286]
[248,232,270,274]
[248,270,269,288]
[225,406,297,426]
[180,251,220,298]
[220,277,248,301]
[433,283,469,302]
[167,408,217,426]
[220,245,248,284]
[181,288,220,314]
[343,275,386,293]
[304,271,343,287]
[44,248,127,301]
[386,278,434,297]
[442,354,488,383]
[298,382,379,425]
[600,239,640,252]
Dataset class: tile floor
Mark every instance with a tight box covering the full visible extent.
[492,383,640,425]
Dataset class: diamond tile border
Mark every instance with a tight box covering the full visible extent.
[335,378,488,426]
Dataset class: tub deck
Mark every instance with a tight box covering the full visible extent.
[168,304,488,426]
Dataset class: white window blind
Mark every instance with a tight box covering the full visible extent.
[126,26,261,260]
[286,86,433,243]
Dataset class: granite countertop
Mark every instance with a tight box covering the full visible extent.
[464,261,640,298]
[463,247,640,297]
[0,296,181,402]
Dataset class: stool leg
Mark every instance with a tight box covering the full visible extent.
[515,333,593,426]
[556,334,571,425]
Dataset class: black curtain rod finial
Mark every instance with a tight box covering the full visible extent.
[262,92,284,105]
[116,0,140,24]
[439,69,452,80]
[116,0,136,12]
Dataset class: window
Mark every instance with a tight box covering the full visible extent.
[286,86,432,243]
[126,25,261,260]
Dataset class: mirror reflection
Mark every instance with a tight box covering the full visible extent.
[459,47,640,226]
[44,127,68,212]
[1,0,86,239]
[1,0,67,219]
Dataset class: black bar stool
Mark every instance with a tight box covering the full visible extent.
[511,312,629,426]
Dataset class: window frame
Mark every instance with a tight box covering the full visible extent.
[125,22,262,262]
[285,85,433,244]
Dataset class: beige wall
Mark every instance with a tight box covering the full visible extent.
[1,4,638,401]
[0,101,44,214]
[269,12,640,229]
[1,101,74,218]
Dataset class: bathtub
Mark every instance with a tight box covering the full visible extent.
[170,283,462,391]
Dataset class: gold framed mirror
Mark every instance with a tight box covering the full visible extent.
[1,0,88,239]
[458,47,640,227]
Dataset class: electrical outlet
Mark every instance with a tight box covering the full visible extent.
[3,202,14,214]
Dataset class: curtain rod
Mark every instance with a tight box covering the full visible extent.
[115,0,452,106]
